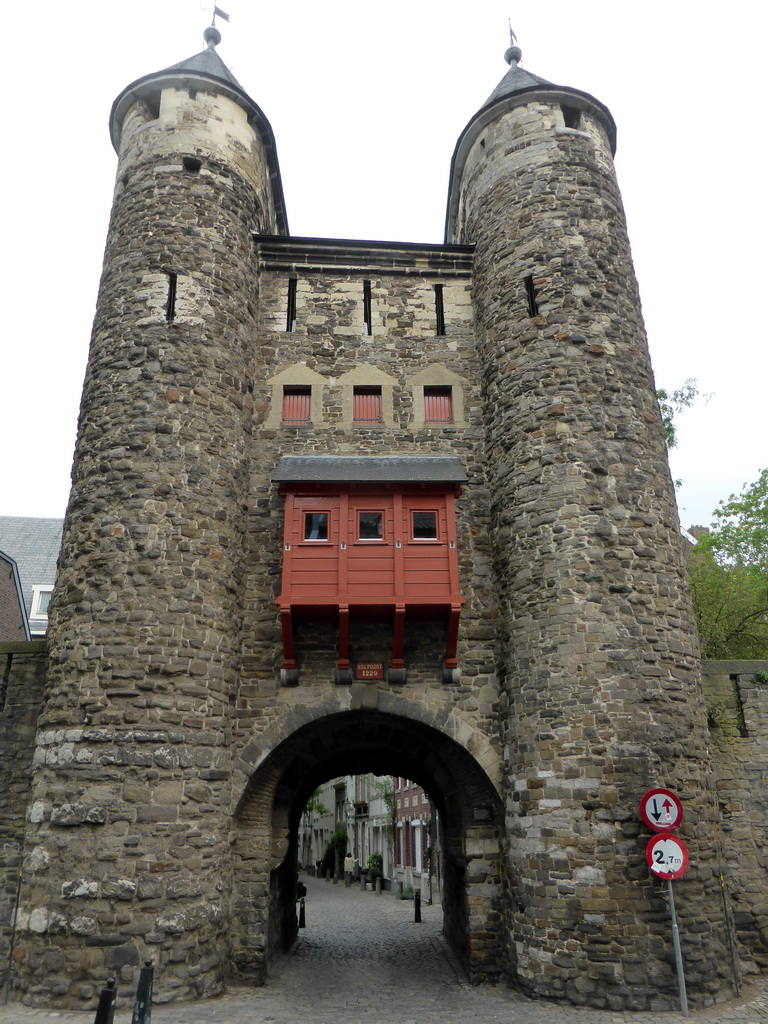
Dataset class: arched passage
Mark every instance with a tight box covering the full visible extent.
[229,709,505,985]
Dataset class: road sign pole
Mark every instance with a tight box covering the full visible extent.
[667,878,689,1018]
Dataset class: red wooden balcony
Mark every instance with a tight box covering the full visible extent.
[273,457,466,685]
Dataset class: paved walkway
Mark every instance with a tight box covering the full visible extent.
[2,875,767,1024]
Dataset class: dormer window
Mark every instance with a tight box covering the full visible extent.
[31,586,52,618]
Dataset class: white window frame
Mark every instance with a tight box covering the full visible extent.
[30,585,53,619]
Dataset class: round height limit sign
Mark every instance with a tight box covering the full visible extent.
[646,834,689,880]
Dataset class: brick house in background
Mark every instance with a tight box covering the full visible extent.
[394,777,441,902]
[0,550,29,642]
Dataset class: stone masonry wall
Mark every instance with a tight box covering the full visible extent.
[700,661,768,973]
[457,95,730,1009]
[0,642,47,992]
[224,244,509,983]
[14,80,275,1007]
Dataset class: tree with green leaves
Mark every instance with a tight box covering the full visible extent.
[656,378,700,450]
[687,470,768,659]
[372,777,396,869]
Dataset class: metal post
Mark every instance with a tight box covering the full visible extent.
[131,960,153,1024]
[414,888,421,923]
[2,845,22,1006]
[666,879,689,1017]
[93,978,117,1024]
[299,897,306,928]
[375,875,381,895]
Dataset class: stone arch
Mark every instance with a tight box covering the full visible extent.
[229,707,505,986]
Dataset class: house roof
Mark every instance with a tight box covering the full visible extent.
[0,516,63,618]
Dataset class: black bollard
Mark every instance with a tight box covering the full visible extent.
[131,959,153,1024]
[299,896,306,928]
[414,888,421,923]
[93,978,117,1024]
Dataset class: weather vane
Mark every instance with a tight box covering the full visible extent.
[508,20,518,46]
[202,4,230,26]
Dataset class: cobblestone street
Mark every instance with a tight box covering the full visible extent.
[2,874,767,1024]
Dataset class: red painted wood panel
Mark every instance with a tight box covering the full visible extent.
[282,387,311,423]
[353,388,382,422]
[424,387,453,423]
[278,488,462,612]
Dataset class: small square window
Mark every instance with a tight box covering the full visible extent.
[304,512,328,541]
[353,387,382,423]
[358,511,383,540]
[424,386,453,424]
[283,386,311,423]
[412,511,437,540]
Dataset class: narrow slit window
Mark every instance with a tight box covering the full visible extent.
[358,511,383,540]
[304,512,329,541]
[363,280,372,336]
[165,272,177,321]
[353,386,382,423]
[412,511,437,540]
[286,278,297,332]
[434,284,445,336]
[524,275,539,317]
[424,386,453,424]
[282,386,311,424]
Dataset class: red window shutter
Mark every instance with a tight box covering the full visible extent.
[424,386,453,423]
[353,387,382,423]
[282,387,311,423]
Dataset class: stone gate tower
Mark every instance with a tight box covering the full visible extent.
[12,26,732,1011]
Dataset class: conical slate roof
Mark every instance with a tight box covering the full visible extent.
[160,40,244,91]
[109,25,289,235]
[483,46,551,105]
[444,42,616,243]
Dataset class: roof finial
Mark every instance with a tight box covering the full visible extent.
[505,21,522,67]
[203,5,230,49]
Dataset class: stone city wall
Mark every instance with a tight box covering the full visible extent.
[0,642,47,992]
[700,660,768,974]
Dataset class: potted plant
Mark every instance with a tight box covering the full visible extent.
[367,852,383,889]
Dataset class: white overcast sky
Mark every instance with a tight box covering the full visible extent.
[2,1,765,528]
